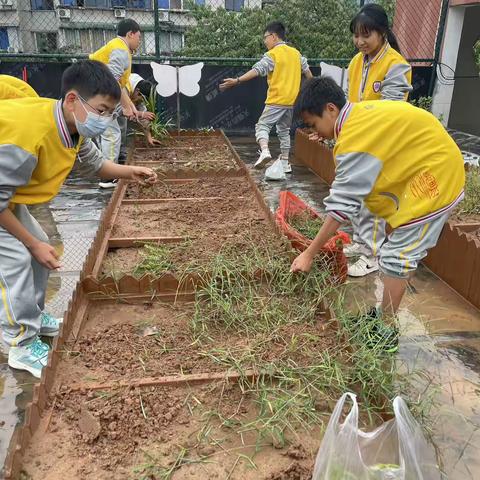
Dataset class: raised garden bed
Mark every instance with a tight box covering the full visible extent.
[130,130,245,177]
[293,129,335,185]
[4,129,424,480]
[111,198,269,239]
[125,177,254,200]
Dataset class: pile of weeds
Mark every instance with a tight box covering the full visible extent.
[458,167,480,216]
[289,211,324,240]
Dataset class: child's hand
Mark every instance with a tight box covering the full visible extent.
[140,111,156,122]
[308,132,324,143]
[147,137,162,146]
[129,166,157,185]
[219,78,238,91]
[290,250,314,273]
[29,241,61,270]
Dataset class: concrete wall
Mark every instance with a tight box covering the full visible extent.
[448,4,480,135]
[431,5,465,123]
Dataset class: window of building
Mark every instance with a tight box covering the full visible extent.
[0,28,9,51]
[35,32,58,53]
[225,0,243,11]
[31,0,55,10]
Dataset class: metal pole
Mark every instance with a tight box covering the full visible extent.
[153,0,160,60]
[176,66,180,132]
[428,0,450,97]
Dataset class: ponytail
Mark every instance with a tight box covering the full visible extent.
[387,28,401,54]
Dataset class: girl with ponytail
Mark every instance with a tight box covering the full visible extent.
[343,3,414,278]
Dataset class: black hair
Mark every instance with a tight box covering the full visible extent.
[350,3,401,53]
[136,79,153,98]
[265,21,286,41]
[117,18,141,37]
[61,60,121,101]
[294,77,346,118]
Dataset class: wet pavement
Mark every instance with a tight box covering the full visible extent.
[0,133,479,478]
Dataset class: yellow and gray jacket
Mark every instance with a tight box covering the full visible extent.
[89,37,132,89]
[0,75,38,99]
[347,43,412,102]
[325,100,464,229]
[253,42,308,107]
[0,97,105,211]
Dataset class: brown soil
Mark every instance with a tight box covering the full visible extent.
[125,177,254,200]
[468,227,480,241]
[449,211,480,224]
[56,302,227,386]
[131,137,236,168]
[101,231,285,279]
[135,134,228,150]
[57,296,333,387]
[21,381,321,480]
[111,198,271,238]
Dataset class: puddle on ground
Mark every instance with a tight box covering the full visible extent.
[1,136,479,478]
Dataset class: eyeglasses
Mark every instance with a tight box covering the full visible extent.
[263,33,273,40]
[77,94,119,120]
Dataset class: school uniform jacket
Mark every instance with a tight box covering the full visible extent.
[325,101,464,229]
[0,96,105,212]
[348,43,412,102]
[253,43,309,107]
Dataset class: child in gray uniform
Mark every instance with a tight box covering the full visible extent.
[220,21,313,174]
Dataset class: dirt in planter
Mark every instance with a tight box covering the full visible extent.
[125,176,254,200]
[111,198,271,238]
[468,227,480,241]
[57,288,333,386]
[56,302,227,386]
[131,140,236,167]
[21,382,321,480]
[134,134,228,150]
[101,231,285,279]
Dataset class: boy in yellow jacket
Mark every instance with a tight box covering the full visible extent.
[291,77,464,345]
[220,21,313,174]
[90,18,141,180]
[0,61,156,377]
[0,75,39,99]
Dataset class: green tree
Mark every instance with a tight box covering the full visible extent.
[183,0,397,60]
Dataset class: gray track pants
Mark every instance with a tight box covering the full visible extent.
[255,105,294,155]
[100,118,122,164]
[0,204,49,347]
[352,203,387,257]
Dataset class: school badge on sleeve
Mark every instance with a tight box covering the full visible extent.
[373,81,382,93]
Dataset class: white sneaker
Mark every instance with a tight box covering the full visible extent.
[39,312,63,337]
[348,254,379,277]
[343,242,370,258]
[99,179,118,189]
[254,149,272,169]
[281,159,292,174]
[8,337,50,378]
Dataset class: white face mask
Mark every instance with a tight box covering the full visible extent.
[73,96,115,138]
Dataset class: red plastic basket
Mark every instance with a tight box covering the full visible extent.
[275,191,350,284]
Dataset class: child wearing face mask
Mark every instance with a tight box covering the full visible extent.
[0,61,156,378]
[343,3,413,278]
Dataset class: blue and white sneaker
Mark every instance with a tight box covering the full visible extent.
[39,312,63,337]
[8,337,50,378]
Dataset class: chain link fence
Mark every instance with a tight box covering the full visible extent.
[0,0,446,66]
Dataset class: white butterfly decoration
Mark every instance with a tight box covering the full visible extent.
[319,62,348,91]
[150,61,204,98]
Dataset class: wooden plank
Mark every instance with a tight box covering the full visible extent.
[67,369,260,392]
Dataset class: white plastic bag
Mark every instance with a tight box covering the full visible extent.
[265,158,286,181]
[312,393,440,480]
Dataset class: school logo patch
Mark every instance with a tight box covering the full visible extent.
[373,81,382,93]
